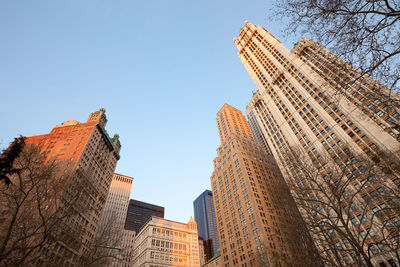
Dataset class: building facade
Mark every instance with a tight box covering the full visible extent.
[98,173,134,266]
[210,104,320,267]
[132,216,201,267]
[23,108,121,265]
[193,190,220,262]
[198,238,206,266]
[237,21,400,266]
[125,199,165,233]
[203,252,221,267]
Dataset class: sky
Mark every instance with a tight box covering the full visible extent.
[0,0,299,223]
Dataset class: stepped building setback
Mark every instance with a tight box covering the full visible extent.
[210,104,320,266]
[236,21,400,266]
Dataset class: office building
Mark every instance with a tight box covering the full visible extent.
[124,199,164,233]
[210,104,320,266]
[237,21,400,266]
[193,190,219,262]
[132,216,201,267]
[23,108,121,265]
[98,173,134,266]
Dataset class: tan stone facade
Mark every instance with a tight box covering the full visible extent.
[210,104,320,267]
[237,21,400,266]
[98,173,134,266]
[133,216,201,267]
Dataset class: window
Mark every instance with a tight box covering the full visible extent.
[392,217,400,227]
[383,221,393,230]
[363,195,371,203]
[358,214,366,223]
[370,245,378,254]
[373,207,381,215]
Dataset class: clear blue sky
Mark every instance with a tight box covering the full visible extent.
[0,1,298,223]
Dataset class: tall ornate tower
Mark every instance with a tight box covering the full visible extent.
[210,104,320,267]
[237,21,400,266]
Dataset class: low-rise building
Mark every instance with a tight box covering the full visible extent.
[203,252,221,267]
[133,216,200,267]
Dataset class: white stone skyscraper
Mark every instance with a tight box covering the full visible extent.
[236,21,400,266]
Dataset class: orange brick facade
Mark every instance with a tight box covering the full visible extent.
[24,108,121,265]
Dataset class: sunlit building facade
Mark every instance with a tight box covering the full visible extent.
[132,216,201,267]
[24,108,121,265]
[98,173,134,266]
[210,104,320,267]
[236,21,400,266]
[203,252,221,267]
[193,190,220,262]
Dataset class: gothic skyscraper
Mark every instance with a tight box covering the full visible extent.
[236,21,400,266]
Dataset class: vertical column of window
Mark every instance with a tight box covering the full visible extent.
[285,89,378,214]
[313,85,384,162]
[285,80,364,182]
[254,32,290,66]
[242,50,270,89]
[285,68,381,165]
[256,101,289,167]
[299,45,400,137]
[257,77,289,160]
[247,38,280,87]
[249,43,274,77]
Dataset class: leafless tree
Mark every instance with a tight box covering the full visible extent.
[79,210,125,267]
[248,245,270,267]
[285,146,400,266]
[0,142,93,266]
[0,143,60,265]
[274,0,399,99]
[249,243,291,267]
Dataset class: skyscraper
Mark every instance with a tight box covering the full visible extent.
[210,104,320,267]
[237,21,400,266]
[193,190,220,262]
[98,173,134,266]
[124,199,165,233]
[23,108,121,265]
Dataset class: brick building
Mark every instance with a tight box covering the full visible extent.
[22,108,121,265]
